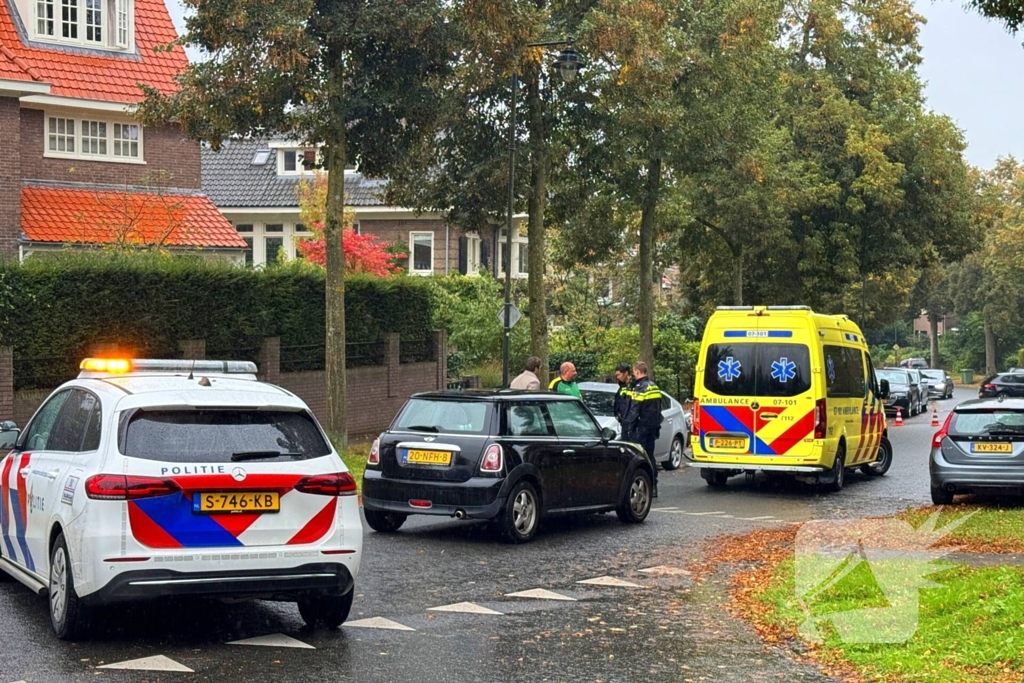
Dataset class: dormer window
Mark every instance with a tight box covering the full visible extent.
[277,148,317,176]
[35,0,131,50]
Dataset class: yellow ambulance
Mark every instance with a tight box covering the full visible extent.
[690,306,892,491]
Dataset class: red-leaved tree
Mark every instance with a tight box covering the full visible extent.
[295,173,405,276]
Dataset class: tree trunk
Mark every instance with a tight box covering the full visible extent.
[324,87,347,448]
[639,156,661,375]
[928,311,940,369]
[525,69,550,385]
[984,316,997,377]
[733,248,744,305]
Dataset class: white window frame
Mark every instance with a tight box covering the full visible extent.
[44,112,145,164]
[80,119,107,155]
[465,232,481,275]
[498,228,529,279]
[47,116,76,154]
[276,148,317,176]
[32,0,133,50]
[409,231,434,275]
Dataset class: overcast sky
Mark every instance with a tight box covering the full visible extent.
[163,0,1024,170]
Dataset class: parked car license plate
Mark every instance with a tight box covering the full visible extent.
[404,449,452,465]
[193,492,280,513]
[709,437,747,449]
[970,442,1013,454]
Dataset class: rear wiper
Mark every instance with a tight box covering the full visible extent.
[404,425,439,433]
[231,450,304,461]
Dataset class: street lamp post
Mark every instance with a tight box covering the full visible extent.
[501,43,582,388]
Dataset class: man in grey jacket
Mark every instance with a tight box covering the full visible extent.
[510,357,542,390]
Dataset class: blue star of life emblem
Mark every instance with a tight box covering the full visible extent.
[718,356,742,382]
[826,356,836,383]
[771,357,797,382]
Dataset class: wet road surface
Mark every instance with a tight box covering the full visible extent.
[0,389,965,682]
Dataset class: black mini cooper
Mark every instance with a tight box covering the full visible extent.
[361,391,655,543]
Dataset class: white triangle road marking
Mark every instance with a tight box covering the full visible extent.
[344,617,415,631]
[577,576,643,588]
[427,601,503,615]
[682,511,728,516]
[97,655,194,672]
[638,565,692,576]
[504,588,577,601]
[227,633,315,649]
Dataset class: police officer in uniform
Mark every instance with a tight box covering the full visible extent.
[623,361,662,497]
[613,363,633,434]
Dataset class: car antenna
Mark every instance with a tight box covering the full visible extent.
[187,358,196,381]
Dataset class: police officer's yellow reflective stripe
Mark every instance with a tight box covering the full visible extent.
[549,378,561,390]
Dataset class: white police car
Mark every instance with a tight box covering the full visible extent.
[0,359,362,639]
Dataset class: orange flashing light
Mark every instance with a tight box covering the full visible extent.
[80,358,131,373]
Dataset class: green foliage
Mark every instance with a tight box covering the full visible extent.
[548,351,599,382]
[2,252,435,389]
[426,274,529,367]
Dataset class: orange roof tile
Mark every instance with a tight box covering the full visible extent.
[0,45,34,81]
[22,185,246,249]
[0,0,186,102]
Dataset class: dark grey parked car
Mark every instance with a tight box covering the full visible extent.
[877,368,924,417]
[930,397,1024,504]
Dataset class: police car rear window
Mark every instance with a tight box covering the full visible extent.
[121,409,331,463]
[703,343,811,397]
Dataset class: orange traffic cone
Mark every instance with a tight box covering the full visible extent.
[895,407,904,427]
[930,405,940,427]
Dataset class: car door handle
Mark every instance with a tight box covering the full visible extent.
[562,449,576,455]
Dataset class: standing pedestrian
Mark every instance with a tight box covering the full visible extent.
[548,361,582,399]
[510,357,543,390]
[613,363,633,435]
[623,361,662,497]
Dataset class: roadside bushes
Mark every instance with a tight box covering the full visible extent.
[1,252,435,388]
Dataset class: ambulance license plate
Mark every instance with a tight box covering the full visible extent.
[404,449,452,466]
[194,492,280,513]
[709,437,747,449]
[970,442,1013,454]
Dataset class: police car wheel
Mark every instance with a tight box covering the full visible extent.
[298,588,354,630]
[824,446,846,493]
[49,533,88,640]
[663,437,683,471]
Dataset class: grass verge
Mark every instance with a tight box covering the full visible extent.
[697,516,1024,683]
[325,432,369,492]
[898,505,1024,553]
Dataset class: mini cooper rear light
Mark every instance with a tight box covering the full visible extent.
[813,398,827,439]
[295,472,358,496]
[480,444,504,472]
[933,412,955,448]
[85,475,180,500]
[368,438,381,466]
[409,499,433,508]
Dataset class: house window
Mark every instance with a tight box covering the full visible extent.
[283,151,297,173]
[242,238,253,266]
[37,0,55,35]
[295,223,310,234]
[115,0,128,46]
[48,117,75,153]
[517,242,528,275]
[85,0,102,42]
[113,123,140,158]
[265,224,283,233]
[81,120,107,155]
[277,148,316,175]
[61,0,77,38]
[265,237,284,264]
[234,223,253,233]
[410,232,433,274]
[352,222,361,235]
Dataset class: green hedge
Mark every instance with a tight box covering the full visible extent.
[1,253,435,389]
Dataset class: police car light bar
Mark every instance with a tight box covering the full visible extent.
[79,358,258,378]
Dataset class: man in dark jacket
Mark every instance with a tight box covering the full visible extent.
[613,363,633,433]
[624,361,662,497]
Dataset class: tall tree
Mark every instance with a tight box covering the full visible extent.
[137,0,455,442]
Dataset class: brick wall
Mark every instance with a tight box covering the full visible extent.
[21,108,201,189]
[0,97,21,257]
[360,218,460,275]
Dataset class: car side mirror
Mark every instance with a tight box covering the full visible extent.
[878,379,890,400]
[0,421,20,450]
[601,427,617,441]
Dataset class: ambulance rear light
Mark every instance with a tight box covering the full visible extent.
[691,399,700,434]
[813,398,827,439]
[78,358,258,379]
[85,474,180,500]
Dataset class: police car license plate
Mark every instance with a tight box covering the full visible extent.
[193,492,280,513]
[970,442,1013,454]
[709,437,747,449]
[404,449,452,465]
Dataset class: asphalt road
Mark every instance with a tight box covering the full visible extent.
[0,388,970,683]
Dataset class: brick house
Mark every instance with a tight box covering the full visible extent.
[0,0,245,260]
[201,139,527,276]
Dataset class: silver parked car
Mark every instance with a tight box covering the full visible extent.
[578,381,690,470]
[930,397,1024,504]
[921,369,953,399]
